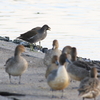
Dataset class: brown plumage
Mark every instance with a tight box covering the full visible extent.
[45,55,59,78]
[62,46,77,62]
[5,45,28,84]
[18,24,50,46]
[62,46,72,54]
[52,40,59,49]
[47,53,70,98]
[78,67,100,100]
[71,47,77,61]
[44,39,62,66]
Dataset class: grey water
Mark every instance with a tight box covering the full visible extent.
[0,0,100,60]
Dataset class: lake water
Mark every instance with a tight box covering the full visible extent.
[0,0,100,60]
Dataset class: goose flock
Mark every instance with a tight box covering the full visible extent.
[2,24,100,100]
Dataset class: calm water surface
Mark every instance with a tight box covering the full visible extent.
[0,0,100,60]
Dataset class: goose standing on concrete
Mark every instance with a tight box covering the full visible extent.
[5,45,28,84]
[78,67,100,100]
[44,39,62,66]
[47,53,70,98]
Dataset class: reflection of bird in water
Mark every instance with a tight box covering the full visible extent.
[18,24,50,50]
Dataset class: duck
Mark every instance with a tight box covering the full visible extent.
[62,46,77,62]
[47,53,70,98]
[5,45,28,84]
[45,55,59,78]
[67,58,100,81]
[64,46,91,81]
[67,60,91,81]
[43,39,62,67]
[62,46,72,54]
[78,67,100,100]
[18,24,50,50]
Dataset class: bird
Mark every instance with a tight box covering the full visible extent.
[62,46,77,62]
[67,58,100,82]
[62,46,72,54]
[67,60,91,81]
[43,39,62,66]
[18,24,50,50]
[78,67,100,100]
[5,45,28,84]
[45,55,59,78]
[47,53,70,98]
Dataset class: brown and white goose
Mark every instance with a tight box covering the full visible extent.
[47,53,70,98]
[44,39,62,67]
[5,45,28,84]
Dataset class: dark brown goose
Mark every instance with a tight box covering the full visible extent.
[18,24,50,50]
